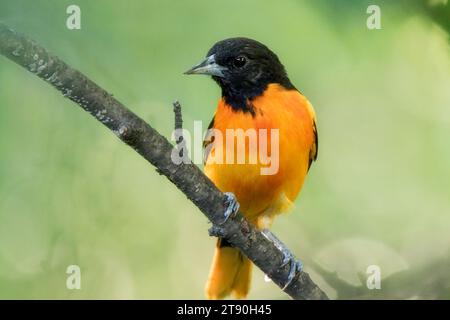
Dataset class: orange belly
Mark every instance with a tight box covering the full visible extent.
[204,84,316,227]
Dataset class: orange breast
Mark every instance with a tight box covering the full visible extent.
[204,84,316,224]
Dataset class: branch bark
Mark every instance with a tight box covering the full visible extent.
[0,23,328,300]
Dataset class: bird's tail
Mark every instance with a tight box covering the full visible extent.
[205,239,252,299]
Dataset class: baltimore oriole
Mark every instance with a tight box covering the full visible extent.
[185,38,318,299]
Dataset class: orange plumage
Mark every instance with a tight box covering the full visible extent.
[204,84,317,299]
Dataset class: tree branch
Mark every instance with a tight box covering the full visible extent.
[0,23,328,300]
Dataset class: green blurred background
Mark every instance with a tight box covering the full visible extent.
[0,0,449,299]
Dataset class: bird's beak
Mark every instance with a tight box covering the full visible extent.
[184,54,227,77]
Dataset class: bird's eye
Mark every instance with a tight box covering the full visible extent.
[233,56,247,68]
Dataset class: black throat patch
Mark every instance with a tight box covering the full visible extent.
[215,77,295,116]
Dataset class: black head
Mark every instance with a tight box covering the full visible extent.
[185,37,295,113]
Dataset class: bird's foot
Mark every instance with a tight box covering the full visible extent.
[262,229,303,290]
[220,192,240,224]
[280,247,303,290]
[208,225,225,238]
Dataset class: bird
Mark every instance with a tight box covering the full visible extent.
[185,37,318,299]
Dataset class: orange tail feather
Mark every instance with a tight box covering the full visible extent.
[205,239,252,299]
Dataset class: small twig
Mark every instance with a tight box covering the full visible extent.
[172,100,189,163]
[173,100,183,132]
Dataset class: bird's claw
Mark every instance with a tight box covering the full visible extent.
[280,248,303,290]
[220,192,240,224]
[208,225,225,238]
[261,229,303,290]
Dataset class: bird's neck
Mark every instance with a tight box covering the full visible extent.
[220,82,267,116]
[216,78,295,115]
